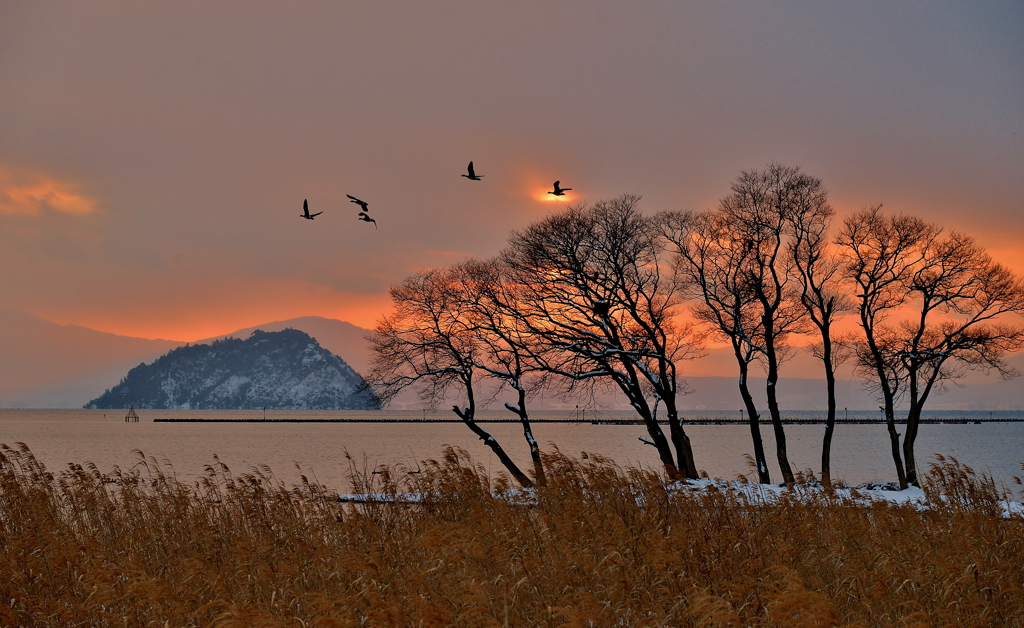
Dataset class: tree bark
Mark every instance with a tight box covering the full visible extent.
[883,394,908,490]
[820,335,837,488]
[612,357,684,481]
[737,360,771,484]
[860,310,908,489]
[634,397,684,481]
[903,396,928,487]
[665,399,698,479]
[762,316,795,485]
[451,403,533,489]
[821,359,837,488]
[504,386,546,487]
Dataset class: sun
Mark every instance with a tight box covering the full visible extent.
[534,188,573,203]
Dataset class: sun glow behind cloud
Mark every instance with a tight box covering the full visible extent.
[0,167,98,216]
[535,189,573,203]
[41,281,394,342]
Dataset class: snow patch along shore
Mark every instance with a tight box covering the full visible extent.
[335,480,1022,518]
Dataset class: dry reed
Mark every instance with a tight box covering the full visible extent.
[0,442,1021,627]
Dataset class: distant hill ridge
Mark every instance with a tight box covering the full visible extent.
[1,308,1020,409]
[85,328,380,410]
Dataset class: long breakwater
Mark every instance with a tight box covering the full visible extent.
[153,416,1024,425]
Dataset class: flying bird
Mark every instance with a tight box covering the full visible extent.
[347,194,369,212]
[461,161,483,181]
[548,181,572,196]
[300,199,323,220]
[358,212,377,229]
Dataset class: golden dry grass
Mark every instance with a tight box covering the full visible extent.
[0,442,1021,627]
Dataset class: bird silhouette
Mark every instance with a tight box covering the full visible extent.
[347,194,369,212]
[548,181,572,196]
[300,199,323,220]
[358,212,377,229]
[461,161,483,181]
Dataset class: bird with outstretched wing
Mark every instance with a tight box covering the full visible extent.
[300,199,323,220]
[461,161,484,181]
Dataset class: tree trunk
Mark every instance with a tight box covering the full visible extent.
[821,371,836,488]
[737,361,771,484]
[452,404,533,488]
[882,394,908,490]
[902,402,923,488]
[636,400,684,481]
[821,343,837,488]
[862,311,908,489]
[504,387,545,487]
[764,388,794,485]
[612,363,683,481]
[664,397,698,479]
[903,368,942,488]
[763,328,795,485]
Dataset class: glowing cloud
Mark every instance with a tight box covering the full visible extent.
[0,167,98,216]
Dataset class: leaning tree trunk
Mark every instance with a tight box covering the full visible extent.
[659,385,700,477]
[634,399,684,481]
[737,361,771,484]
[452,394,533,488]
[663,395,699,479]
[612,362,684,481]
[504,386,546,487]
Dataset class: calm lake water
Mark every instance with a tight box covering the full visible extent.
[1,409,1021,493]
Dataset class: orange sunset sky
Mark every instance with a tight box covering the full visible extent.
[1,3,1022,342]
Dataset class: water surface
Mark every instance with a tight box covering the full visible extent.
[1,409,1021,492]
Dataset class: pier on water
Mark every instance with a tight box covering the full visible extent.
[150,415,1024,425]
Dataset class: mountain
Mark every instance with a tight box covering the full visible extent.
[0,309,180,408]
[84,329,380,410]
[3,307,1022,410]
[0,310,374,408]
[209,316,374,376]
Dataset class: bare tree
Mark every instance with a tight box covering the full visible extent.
[896,231,1024,486]
[367,268,534,488]
[720,165,823,486]
[454,258,549,486]
[838,207,1024,488]
[836,207,940,488]
[660,209,772,483]
[786,175,853,487]
[503,195,702,480]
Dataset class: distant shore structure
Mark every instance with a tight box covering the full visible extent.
[151,415,1022,425]
[124,405,139,423]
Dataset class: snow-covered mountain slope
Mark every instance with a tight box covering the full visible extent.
[84,328,380,410]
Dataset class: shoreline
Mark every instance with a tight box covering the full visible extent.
[152,416,1024,424]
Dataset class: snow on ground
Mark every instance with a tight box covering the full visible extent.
[336,480,1023,518]
[675,478,931,509]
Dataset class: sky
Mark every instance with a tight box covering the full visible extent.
[1,2,1022,342]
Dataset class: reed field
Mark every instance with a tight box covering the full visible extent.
[0,443,1021,627]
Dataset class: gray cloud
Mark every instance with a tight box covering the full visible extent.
[0,1,1021,337]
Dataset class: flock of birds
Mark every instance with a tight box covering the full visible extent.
[300,162,572,229]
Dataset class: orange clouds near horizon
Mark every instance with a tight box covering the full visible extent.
[2,4,1020,369]
[0,167,98,216]
[37,287,394,342]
